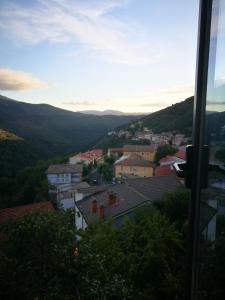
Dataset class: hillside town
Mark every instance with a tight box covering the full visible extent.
[19,133,211,241]
[1,122,218,243]
[41,129,189,229]
[107,124,189,146]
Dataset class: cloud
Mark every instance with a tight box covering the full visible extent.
[0,0,159,65]
[62,100,96,106]
[0,68,48,91]
[159,84,194,96]
[136,84,194,108]
[139,102,167,108]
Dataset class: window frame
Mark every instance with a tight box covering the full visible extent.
[185,1,213,299]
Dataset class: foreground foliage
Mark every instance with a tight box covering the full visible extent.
[0,197,186,300]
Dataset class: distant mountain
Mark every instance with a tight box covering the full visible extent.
[0,95,139,176]
[97,96,225,152]
[79,109,145,116]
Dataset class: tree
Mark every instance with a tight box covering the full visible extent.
[215,148,225,163]
[0,211,131,300]
[0,189,189,300]
[119,211,184,300]
[153,188,190,233]
[81,210,184,300]
[155,144,177,163]
[0,210,82,299]
[198,237,225,299]
[98,162,113,181]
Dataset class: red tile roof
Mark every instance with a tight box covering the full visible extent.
[159,155,175,164]
[73,149,103,162]
[175,150,186,160]
[0,202,54,223]
[155,165,178,178]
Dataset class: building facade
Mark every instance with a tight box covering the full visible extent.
[114,154,154,178]
[123,144,156,162]
[46,164,83,186]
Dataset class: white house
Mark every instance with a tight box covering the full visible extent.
[46,164,83,186]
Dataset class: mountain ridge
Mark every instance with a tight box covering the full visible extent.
[79,109,146,116]
[0,95,140,176]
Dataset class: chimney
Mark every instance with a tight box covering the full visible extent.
[99,205,105,218]
[91,199,97,213]
[108,191,117,206]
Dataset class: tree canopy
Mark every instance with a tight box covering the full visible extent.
[0,194,186,300]
[155,144,177,163]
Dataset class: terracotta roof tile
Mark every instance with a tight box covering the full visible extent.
[0,202,54,223]
[175,150,186,160]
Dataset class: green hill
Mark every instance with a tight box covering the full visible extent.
[0,129,23,141]
[141,96,194,133]
[0,95,139,176]
[139,96,225,135]
[96,96,225,150]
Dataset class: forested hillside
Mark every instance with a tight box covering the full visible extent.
[140,96,194,133]
[0,95,139,174]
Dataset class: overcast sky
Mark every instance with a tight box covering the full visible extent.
[0,0,199,113]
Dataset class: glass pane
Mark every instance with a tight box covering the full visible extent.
[198,1,225,299]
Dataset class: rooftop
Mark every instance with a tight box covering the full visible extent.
[125,175,180,199]
[0,201,54,223]
[123,144,157,153]
[155,165,173,176]
[175,150,186,160]
[57,181,90,192]
[46,164,83,174]
[77,175,181,224]
[108,147,123,152]
[70,149,102,161]
[115,154,153,167]
[159,155,185,165]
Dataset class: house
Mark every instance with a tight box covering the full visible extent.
[155,149,186,179]
[69,154,90,165]
[56,181,90,209]
[107,147,123,158]
[159,155,185,166]
[107,131,116,136]
[56,184,110,210]
[123,144,157,162]
[46,164,83,186]
[74,175,180,229]
[69,149,103,165]
[172,134,187,146]
[155,165,175,177]
[174,148,186,160]
[114,153,154,178]
[0,202,54,223]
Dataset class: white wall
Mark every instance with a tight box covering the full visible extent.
[47,173,71,184]
[75,204,87,230]
[47,172,81,185]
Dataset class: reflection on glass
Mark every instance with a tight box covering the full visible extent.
[198,0,225,299]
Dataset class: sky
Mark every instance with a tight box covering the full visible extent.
[0,0,199,113]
